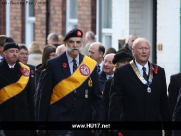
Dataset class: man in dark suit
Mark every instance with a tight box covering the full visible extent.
[18,44,36,94]
[109,38,172,136]
[103,51,133,122]
[172,89,181,136]
[99,53,115,93]
[168,73,181,115]
[35,28,104,136]
[0,39,35,136]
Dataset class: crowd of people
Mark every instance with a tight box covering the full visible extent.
[0,28,180,136]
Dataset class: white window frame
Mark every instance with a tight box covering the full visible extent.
[66,0,78,33]
[25,3,35,48]
[97,0,113,49]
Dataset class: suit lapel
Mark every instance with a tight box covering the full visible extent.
[60,52,71,77]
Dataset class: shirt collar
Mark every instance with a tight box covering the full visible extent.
[66,51,79,65]
[106,74,114,79]
[135,60,149,75]
[8,63,16,68]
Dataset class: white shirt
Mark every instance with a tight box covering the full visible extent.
[106,74,114,80]
[135,60,149,76]
[97,60,104,74]
[8,63,16,68]
[66,51,79,74]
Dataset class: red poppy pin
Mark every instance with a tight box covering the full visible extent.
[31,70,34,74]
[152,66,158,74]
[63,63,67,68]
[118,132,123,136]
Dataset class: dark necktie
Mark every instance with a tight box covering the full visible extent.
[142,67,147,81]
[97,65,100,73]
[72,59,77,72]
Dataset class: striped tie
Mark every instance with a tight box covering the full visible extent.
[72,59,77,72]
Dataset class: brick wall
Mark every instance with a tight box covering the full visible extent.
[78,0,96,37]
[49,0,66,36]
[34,1,46,47]
[0,2,6,35]
[10,1,25,43]
[129,0,144,37]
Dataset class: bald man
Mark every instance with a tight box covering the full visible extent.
[99,53,115,93]
[88,42,105,74]
[56,44,66,55]
[109,38,171,136]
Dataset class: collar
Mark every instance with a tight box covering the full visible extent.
[8,63,16,68]
[66,51,79,65]
[135,60,149,75]
[98,60,104,72]
[106,74,114,79]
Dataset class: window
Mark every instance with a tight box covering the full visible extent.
[66,0,78,32]
[25,0,35,48]
[101,0,112,51]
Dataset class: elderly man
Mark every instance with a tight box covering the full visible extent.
[109,38,171,136]
[82,31,95,56]
[99,53,115,93]
[47,33,60,48]
[35,28,104,136]
[88,42,105,74]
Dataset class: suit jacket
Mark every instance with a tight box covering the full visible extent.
[99,71,107,92]
[103,78,113,121]
[168,73,181,115]
[0,60,35,136]
[172,89,181,136]
[35,52,104,136]
[109,61,171,136]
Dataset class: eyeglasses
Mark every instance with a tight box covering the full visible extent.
[136,47,150,51]
[19,52,29,56]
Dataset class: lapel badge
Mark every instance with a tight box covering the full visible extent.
[88,77,92,87]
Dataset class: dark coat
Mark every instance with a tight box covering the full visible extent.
[168,73,181,115]
[0,60,35,136]
[35,52,104,136]
[109,62,172,136]
[99,71,107,92]
[172,89,181,136]
[103,77,113,121]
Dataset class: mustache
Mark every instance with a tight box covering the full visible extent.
[67,47,82,52]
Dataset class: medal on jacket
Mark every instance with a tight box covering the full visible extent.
[85,89,88,98]
[88,77,92,87]
[147,86,151,93]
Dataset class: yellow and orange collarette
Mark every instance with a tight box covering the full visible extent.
[50,56,97,105]
[0,62,30,104]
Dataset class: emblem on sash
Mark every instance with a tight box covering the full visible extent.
[20,67,30,76]
[79,64,90,76]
